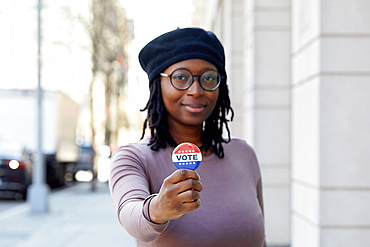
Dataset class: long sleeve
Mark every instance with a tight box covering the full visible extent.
[251,145,267,247]
[109,144,169,242]
[109,139,266,247]
[257,177,267,247]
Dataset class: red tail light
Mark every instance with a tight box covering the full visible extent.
[8,160,27,170]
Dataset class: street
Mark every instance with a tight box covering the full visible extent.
[0,183,77,213]
[0,181,136,247]
[0,200,26,213]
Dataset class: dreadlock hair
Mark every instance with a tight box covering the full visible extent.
[140,75,234,159]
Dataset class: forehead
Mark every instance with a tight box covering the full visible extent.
[164,59,217,73]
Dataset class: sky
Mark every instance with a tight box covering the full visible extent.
[0,0,38,90]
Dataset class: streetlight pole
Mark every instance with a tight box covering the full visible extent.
[27,0,50,213]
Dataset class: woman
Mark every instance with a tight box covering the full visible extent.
[109,27,266,247]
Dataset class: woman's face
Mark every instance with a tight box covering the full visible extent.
[161,59,219,129]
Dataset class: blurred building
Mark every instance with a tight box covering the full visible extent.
[193,0,370,246]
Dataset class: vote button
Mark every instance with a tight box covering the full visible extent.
[172,143,202,170]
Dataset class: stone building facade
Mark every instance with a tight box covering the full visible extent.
[192,0,370,246]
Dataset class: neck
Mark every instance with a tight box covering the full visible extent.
[168,123,214,157]
[168,122,202,147]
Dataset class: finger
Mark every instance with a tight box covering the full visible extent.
[165,169,200,184]
[181,198,201,212]
[178,189,201,203]
[174,178,203,193]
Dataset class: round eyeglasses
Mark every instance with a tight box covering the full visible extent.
[160,68,221,91]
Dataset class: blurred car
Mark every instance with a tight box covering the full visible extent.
[0,142,32,200]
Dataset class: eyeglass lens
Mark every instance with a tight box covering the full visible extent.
[170,69,220,91]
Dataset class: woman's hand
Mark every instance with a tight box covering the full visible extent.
[149,169,203,224]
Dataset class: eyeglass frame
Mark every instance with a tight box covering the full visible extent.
[160,68,222,91]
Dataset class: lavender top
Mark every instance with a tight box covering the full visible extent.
[109,137,266,247]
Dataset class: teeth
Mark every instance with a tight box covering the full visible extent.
[186,199,197,203]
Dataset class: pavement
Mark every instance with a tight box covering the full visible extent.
[0,181,136,247]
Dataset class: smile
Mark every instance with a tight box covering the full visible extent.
[181,103,206,113]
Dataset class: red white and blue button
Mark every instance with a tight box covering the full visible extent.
[172,143,202,170]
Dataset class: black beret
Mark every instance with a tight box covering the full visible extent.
[139,27,226,83]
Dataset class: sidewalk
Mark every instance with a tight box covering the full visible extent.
[0,182,136,247]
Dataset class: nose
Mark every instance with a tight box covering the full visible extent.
[186,77,204,97]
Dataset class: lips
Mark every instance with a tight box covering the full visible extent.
[181,103,207,113]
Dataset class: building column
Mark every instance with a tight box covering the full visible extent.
[244,0,291,245]
[291,1,370,246]
[196,0,245,136]
[222,0,245,137]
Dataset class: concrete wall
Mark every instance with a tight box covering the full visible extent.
[198,0,291,245]
[291,0,370,246]
[244,0,291,245]
[194,0,370,246]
